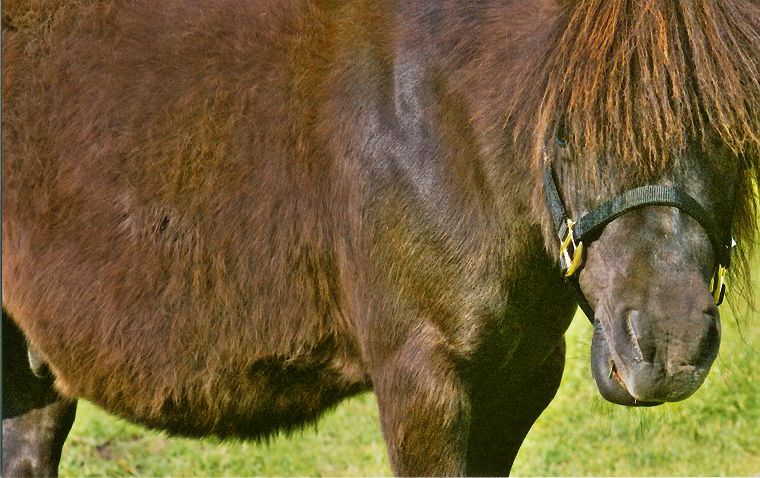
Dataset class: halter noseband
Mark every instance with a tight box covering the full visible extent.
[542,153,734,323]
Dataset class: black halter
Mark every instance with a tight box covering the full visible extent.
[542,153,734,323]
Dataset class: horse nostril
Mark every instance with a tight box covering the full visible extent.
[623,309,654,363]
[703,305,718,323]
[696,308,720,367]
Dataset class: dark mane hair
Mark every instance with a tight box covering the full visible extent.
[512,0,760,299]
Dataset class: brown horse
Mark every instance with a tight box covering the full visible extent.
[3,0,759,475]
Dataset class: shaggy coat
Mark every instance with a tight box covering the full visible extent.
[3,0,759,475]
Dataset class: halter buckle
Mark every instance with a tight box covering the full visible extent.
[712,264,727,305]
[559,219,585,277]
[712,238,735,305]
[713,265,726,305]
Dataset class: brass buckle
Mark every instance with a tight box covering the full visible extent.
[559,219,585,277]
[712,264,726,305]
[712,237,735,305]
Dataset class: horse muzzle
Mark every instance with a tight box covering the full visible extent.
[590,304,720,406]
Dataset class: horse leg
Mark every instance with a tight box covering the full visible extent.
[465,339,566,476]
[3,312,78,478]
[371,333,471,476]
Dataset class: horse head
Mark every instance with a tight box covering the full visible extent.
[544,142,743,406]
[521,0,760,409]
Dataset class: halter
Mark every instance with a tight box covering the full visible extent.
[542,150,734,323]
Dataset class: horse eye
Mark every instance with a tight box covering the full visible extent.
[556,137,568,148]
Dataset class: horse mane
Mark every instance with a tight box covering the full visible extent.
[511,0,760,301]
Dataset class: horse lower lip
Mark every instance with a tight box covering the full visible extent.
[606,361,662,406]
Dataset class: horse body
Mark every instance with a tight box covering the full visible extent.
[3,0,759,476]
[4,1,570,470]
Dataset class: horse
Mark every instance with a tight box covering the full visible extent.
[3,0,759,475]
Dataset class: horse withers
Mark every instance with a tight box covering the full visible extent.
[3,0,759,475]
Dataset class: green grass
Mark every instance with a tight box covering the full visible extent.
[60,283,760,476]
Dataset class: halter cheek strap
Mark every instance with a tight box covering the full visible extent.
[542,160,734,323]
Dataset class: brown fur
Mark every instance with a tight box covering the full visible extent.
[3,0,383,436]
[2,0,758,474]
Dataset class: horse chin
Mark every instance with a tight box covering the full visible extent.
[590,321,663,407]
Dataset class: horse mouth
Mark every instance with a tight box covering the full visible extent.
[591,322,663,407]
[609,362,625,388]
[605,360,661,406]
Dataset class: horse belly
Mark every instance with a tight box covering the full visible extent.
[128,353,372,439]
[3,215,369,439]
[6,295,370,440]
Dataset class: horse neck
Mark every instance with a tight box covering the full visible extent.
[387,0,562,229]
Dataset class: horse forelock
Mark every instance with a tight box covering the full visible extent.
[510,0,760,300]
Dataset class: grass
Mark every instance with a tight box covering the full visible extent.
[60,274,759,476]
